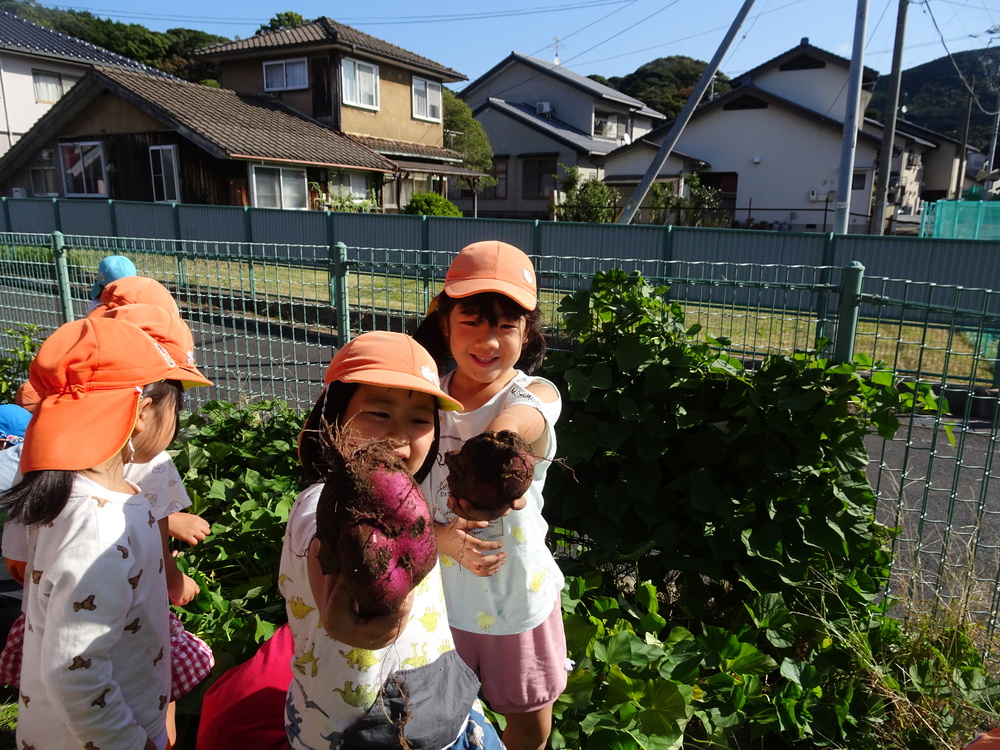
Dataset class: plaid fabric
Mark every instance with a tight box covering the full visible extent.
[169,611,214,699]
[0,612,23,687]
[0,611,213,699]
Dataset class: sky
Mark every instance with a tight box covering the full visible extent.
[50,0,1000,88]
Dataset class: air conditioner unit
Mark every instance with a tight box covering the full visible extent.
[40,149,54,160]
[536,101,552,115]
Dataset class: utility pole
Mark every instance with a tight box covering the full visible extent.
[954,83,973,200]
[833,0,869,235]
[869,0,908,235]
[984,85,1000,195]
[616,0,757,225]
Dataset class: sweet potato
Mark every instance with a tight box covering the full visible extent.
[314,438,437,617]
[444,430,535,517]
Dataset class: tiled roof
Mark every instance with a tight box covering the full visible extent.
[346,134,463,163]
[475,97,622,157]
[95,66,396,171]
[195,17,465,82]
[464,53,664,119]
[0,10,166,75]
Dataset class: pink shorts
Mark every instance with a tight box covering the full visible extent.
[451,598,568,714]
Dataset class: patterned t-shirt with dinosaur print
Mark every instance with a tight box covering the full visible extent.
[279,482,458,750]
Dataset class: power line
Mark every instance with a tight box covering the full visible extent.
[47,1,635,28]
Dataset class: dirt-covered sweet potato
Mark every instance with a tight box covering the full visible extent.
[444,430,535,517]
[314,439,437,618]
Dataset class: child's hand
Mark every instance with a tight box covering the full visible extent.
[167,512,210,546]
[434,518,507,577]
[448,493,527,522]
[168,571,200,606]
[307,538,411,649]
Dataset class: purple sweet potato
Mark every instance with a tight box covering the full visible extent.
[314,439,437,617]
[444,430,535,517]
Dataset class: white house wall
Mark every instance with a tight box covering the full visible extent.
[0,51,83,155]
[470,106,586,217]
[463,62,598,135]
[750,65,872,123]
[607,104,877,231]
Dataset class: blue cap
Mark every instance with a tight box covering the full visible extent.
[0,404,31,445]
[90,255,137,299]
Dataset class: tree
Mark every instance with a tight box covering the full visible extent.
[648,172,723,227]
[256,12,306,35]
[592,56,731,120]
[555,165,619,223]
[442,88,495,217]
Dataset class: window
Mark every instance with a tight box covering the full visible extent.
[342,57,379,109]
[251,165,307,209]
[263,59,308,91]
[149,145,180,203]
[593,111,623,140]
[29,167,58,196]
[328,171,369,202]
[60,142,106,196]
[483,157,508,200]
[412,77,442,121]
[852,171,867,191]
[33,70,63,103]
[521,156,557,200]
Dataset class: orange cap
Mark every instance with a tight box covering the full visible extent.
[21,317,182,473]
[443,240,537,310]
[87,276,179,319]
[323,331,462,412]
[14,381,40,413]
[102,304,212,389]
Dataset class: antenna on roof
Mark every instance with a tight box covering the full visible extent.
[552,37,562,66]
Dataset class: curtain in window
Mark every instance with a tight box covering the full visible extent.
[33,72,62,102]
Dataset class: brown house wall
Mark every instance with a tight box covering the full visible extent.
[217,55,444,146]
[99,133,247,205]
[62,93,164,136]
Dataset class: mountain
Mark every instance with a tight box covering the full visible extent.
[867,48,999,151]
[590,56,733,121]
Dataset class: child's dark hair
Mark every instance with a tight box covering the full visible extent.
[413,291,546,374]
[299,380,440,487]
[1,380,183,527]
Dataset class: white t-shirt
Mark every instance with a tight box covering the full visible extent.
[18,473,171,750]
[3,450,191,566]
[279,482,457,750]
[419,371,564,636]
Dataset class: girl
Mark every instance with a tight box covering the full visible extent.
[415,240,566,750]
[279,330,505,750]
[1,316,202,750]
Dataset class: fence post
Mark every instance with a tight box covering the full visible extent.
[1,197,9,232]
[51,231,75,324]
[330,240,350,344]
[172,203,186,289]
[833,260,864,364]
[814,232,838,345]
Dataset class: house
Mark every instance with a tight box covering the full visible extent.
[454,52,667,219]
[602,40,883,231]
[193,18,479,211]
[0,65,397,207]
[602,39,972,232]
[0,9,163,162]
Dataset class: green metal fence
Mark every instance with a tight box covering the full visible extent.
[3,231,1000,651]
